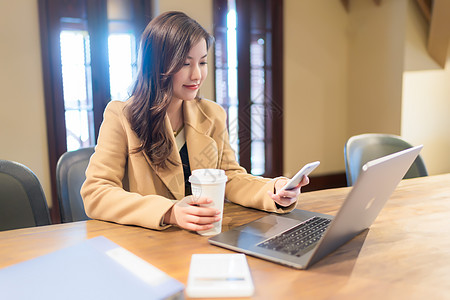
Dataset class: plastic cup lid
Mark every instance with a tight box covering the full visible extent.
[189,169,227,184]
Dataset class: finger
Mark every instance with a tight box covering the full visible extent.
[268,192,281,203]
[185,205,220,217]
[177,196,196,208]
[187,195,198,205]
[277,188,300,199]
[301,175,310,186]
[269,191,296,207]
[185,223,214,232]
[189,196,213,206]
[173,209,217,229]
[275,178,289,190]
[185,214,221,225]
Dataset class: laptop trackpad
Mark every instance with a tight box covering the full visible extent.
[240,215,300,238]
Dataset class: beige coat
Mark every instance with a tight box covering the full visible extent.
[81,99,296,230]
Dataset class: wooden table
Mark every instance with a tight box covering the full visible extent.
[1,174,449,299]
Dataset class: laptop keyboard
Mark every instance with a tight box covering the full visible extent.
[257,216,332,257]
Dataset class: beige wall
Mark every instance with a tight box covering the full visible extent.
[347,0,407,137]
[284,0,349,177]
[402,0,450,175]
[0,0,51,205]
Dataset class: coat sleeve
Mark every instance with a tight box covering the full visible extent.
[81,102,174,230]
[214,107,297,213]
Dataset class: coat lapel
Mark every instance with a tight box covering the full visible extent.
[184,100,219,171]
[144,114,185,200]
[141,100,219,200]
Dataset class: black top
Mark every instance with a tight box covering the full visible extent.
[179,143,191,196]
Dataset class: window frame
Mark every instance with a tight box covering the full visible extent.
[38,0,152,222]
[213,0,284,177]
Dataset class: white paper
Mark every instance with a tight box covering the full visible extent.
[186,253,254,298]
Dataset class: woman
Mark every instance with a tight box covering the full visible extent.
[81,11,309,232]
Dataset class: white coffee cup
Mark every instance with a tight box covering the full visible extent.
[189,169,227,236]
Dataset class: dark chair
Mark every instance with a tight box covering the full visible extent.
[344,133,428,186]
[56,147,94,222]
[0,160,51,231]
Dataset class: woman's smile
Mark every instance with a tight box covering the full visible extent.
[183,84,199,90]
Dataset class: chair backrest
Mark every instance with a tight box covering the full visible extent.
[0,160,51,231]
[56,147,94,222]
[344,133,428,186]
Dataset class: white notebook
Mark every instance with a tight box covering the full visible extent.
[0,236,184,300]
[186,253,254,298]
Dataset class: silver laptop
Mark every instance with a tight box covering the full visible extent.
[209,145,423,269]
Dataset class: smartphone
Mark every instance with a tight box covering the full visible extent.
[276,161,320,194]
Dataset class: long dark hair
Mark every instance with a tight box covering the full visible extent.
[127,11,213,168]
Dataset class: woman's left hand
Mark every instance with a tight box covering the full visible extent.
[268,176,310,207]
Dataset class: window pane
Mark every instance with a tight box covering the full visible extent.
[250,37,266,174]
[251,69,265,104]
[251,141,265,175]
[60,31,90,109]
[251,104,265,141]
[215,68,229,108]
[108,33,135,100]
[65,110,93,151]
[227,7,239,160]
[250,38,265,68]
[60,30,95,151]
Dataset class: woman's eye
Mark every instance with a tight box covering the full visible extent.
[183,63,190,66]
[200,61,208,65]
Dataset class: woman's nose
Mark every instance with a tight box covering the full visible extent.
[190,64,201,81]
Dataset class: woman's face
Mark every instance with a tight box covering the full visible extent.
[171,39,208,102]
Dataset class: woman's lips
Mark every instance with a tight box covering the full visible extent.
[184,84,199,90]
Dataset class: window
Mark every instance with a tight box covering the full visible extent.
[39,0,151,221]
[214,0,284,177]
[107,0,138,101]
[60,26,94,151]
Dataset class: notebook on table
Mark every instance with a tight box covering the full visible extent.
[209,145,423,269]
[0,236,184,300]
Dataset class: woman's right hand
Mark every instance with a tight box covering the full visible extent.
[163,196,221,232]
